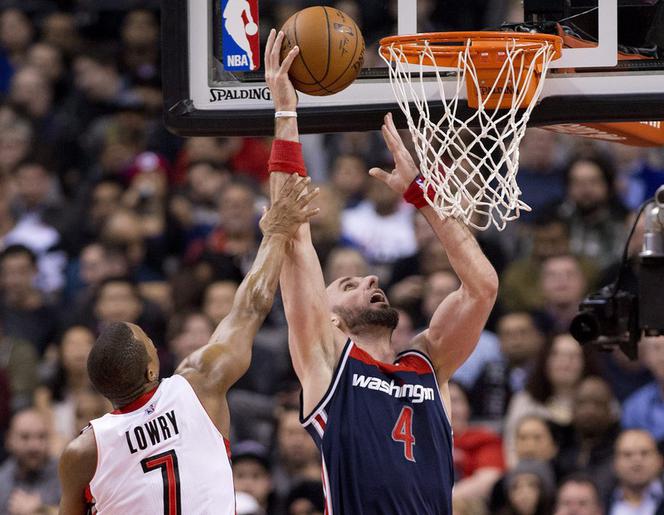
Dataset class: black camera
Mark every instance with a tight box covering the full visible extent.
[570,186,664,359]
[570,287,639,359]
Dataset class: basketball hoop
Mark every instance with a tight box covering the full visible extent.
[379,32,563,230]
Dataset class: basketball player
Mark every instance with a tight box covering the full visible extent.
[57,174,319,514]
[265,30,499,513]
[223,0,257,69]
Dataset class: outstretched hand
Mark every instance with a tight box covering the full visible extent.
[264,29,300,111]
[260,174,319,238]
[369,112,420,194]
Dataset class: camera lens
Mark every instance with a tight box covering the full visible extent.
[570,311,601,344]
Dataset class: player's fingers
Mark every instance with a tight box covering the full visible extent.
[292,177,313,200]
[265,29,276,69]
[383,116,404,152]
[302,207,321,220]
[272,31,285,69]
[279,45,299,74]
[381,124,400,155]
[298,186,320,207]
[280,172,299,196]
[368,167,392,184]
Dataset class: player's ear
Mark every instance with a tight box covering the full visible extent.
[330,315,341,328]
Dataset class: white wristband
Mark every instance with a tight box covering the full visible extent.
[275,111,298,118]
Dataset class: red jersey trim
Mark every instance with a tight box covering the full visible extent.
[350,345,433,375]
[112,385,159,414]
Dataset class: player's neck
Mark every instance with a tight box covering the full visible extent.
[349,328,395,363]
[112,380,160,411]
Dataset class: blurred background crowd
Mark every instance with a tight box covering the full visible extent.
[1,1,664,514]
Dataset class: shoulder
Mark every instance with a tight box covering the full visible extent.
[0,457,16,479]
[624,382,659,412]
[60,426,97,480]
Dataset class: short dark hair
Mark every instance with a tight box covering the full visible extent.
[0,244,37,266]
[87,322,149,404]
[94,276,139,304]
[557,473,602,505]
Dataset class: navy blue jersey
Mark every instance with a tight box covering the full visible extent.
[301,340,454,514]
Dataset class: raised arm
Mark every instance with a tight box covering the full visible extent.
[177,174,319,395]
[263,30,341,413]
[370,114,498,382]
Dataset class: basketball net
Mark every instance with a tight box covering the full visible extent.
[380,34,561,231]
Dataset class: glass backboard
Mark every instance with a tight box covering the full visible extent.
[162,0,664,136]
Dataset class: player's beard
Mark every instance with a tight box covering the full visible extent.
[334,305,399,332]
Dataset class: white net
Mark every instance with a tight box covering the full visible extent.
[381,36,559,231]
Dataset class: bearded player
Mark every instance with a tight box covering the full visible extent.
[264,30,499,514]
[57,175,319,515]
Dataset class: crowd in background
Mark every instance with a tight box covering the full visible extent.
[1,1,664,514]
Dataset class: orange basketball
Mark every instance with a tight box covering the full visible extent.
[280,6,365,96]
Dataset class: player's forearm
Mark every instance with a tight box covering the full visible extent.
[421,207,498,298]
[227,233,289,318]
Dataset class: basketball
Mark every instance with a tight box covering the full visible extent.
[280,6,365,96]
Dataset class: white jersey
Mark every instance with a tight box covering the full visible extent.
[88,375,234,515]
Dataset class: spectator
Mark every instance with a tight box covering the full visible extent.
[0,117,32,180]
[34,326,96,455]
[170,160,231,237]
[309,185,347,265]
[607,429,664,514]
[415,270,500,390]
[622,336,664,444]
[89,276,165,346]
[504,333,598,466]
[470,311,545,421]
[0,409,60,513]
[329,153,368,207]
[202,280,239,325]
[498,460,556,515]
[163,311,214,375]
[26,42,65,96]
[341,178,416,267]
[272,406,321,500]
[120,9,160,86]
[285,480,325,515]
[1,188,67,294]
[101,208,164,280]
[0,319,37,410]
[10,160,64,230]
[186,180,259,283]
[515,128,566,220]
[232,441,277,515]
[556,376,621,497]
[40,12,80,57]
[0,245,58,354]
[0,8,34,67]
[539,254,589,333]
[450,381,505,500]
[553,154,628,268]
[324,247,369,284]
[554,474,604,515]
[500,214,597,312]
[490,415,560,512]
[8,66,54,124]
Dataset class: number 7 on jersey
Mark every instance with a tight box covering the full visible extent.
[392,406,416,462]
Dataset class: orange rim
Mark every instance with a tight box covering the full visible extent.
[379,31,563,68]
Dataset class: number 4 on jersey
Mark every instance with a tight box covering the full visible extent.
[392,406,416,462]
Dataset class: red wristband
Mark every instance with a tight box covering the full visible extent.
[403,176,434,209]
[268,139,307,177]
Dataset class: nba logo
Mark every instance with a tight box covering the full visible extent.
[221,0,260,71]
